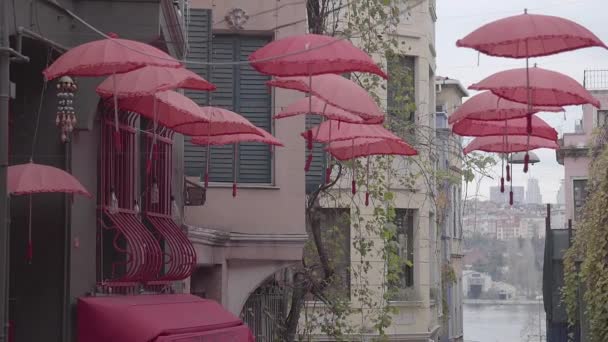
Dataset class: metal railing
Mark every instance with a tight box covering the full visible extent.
[583,69,608,91]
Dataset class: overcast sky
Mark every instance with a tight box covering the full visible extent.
[436,0,608,203]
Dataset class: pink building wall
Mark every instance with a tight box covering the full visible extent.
[562,91,608,223]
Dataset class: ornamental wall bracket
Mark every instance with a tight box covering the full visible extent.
[225,8,249,30]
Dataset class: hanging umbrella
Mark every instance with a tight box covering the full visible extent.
[276,96,383,124]
[464,136,558,154]
[469,67,600,108]
[456,12,606,58]
[191,129,283,197]
[509,151,540,164]
[304,121,401,144]
[43,34,182,148]
[95,65,215,98]
[8,162,92,263]
[448,91,563,124]
[249,33,387,78]
[326,137,417,206]
[269,75,384,121]
[173,106,263,137]
[452,116,558,141]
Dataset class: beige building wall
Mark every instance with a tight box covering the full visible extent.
[184,0,308,316]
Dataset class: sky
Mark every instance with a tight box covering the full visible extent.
[435,0,608,203]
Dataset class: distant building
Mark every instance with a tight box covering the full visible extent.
[490,186,524,204]
[556,179,566,205]
[526,178,543,204]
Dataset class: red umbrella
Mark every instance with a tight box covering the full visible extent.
[8,162,92,263]
[448,91,563,124]
[452,116,558,141]
[276,96,382,124]
[456,12,607,58]
[191,129,283,197]
[327,138,417,161]
[463,135,558,154]
[96,66,215,98]
[249,33,387,78]
[469,67,600,108]
[269,75,384,122]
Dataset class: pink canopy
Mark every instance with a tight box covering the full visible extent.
[173,106,262,137]
[96,66,215,98]
[327,138,417,161]
[276,96,383,124]
[469,67,601,108]
[269,75,385,122]
[456,12,607,58]
[448,91,564,124]
[304,121,401,143]
[8,162,91,197]
[191,128,283,147]
[452,116,558,141]
[463,135,559,154]
[249,33,387,78]
[43,36,181,80]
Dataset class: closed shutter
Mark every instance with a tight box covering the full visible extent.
[184,8,211,177]
[305,114,326,193]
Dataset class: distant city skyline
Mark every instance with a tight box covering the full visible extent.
[526,178,543,205]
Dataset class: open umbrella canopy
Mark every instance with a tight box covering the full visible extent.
[456,12,607,58]
[469,67,601,108]
[96,66,215,98]
[464,135,559,154]
[509,151,540,164]
[173,106,263,137]
[304,121,401,143]
[452,115,558,141]
[43,36,181,80]
[8,162,92,197]
[191,128,283,147]
[269,75,384,122]
[448,91,564,124]
[249,34,387,78]
[276,96,383,124]
[327,138,417,161]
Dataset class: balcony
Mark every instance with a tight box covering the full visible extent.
[584,70,608,91]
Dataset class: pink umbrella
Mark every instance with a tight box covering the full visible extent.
[463,135,558,154]
[269,75,384,121]
[303,121,401,144]
[276,96,382,124]
[326,137,417,205]
[448,91,563,124]
[452,116,558,141]
[469,67,600,108]
[8,161,92,263]
[456,12,607,58]
[96,66,215,98]
[43,34,182,148]
[191,129,283,197]
[249,33,387,78]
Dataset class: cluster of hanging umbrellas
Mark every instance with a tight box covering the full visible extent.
[249,34,418,205]
[452,10,606,205]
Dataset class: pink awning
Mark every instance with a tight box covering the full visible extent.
[78,294,252,342]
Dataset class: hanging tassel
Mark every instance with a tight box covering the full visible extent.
[325,166,332,184]
[304,153,313,172]
[233,144,238,198]
[365,192,370,206]
[204,136,211,189]
[506,164,511,182]
[351,179,356,195]
[204,173,209,188]
[365,156,370,206]
[527,114,532,134]
[306,129,313,150]
[232,183,237,198]
[509,191,514,206]
[523,152,530,173]
[500,177,505,193]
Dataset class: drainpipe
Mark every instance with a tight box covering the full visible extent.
[0,0,10,340]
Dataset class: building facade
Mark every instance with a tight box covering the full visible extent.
[489,185,524,205]
[436,76,467,342]
[526,178,543,205]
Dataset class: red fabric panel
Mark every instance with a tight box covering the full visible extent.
[78,294,246,342]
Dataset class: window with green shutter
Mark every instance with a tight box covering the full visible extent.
[183,11,273,183]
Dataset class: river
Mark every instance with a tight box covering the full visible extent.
[463,303,546,342]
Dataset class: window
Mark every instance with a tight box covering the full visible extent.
[184,30,273,183]
[304,208,351,299]
[573,179,588,222]
[391,209,415,292]
[387,54,416,141]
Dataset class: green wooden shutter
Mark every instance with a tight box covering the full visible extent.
[237,37,272,183]
[184,8,211,177]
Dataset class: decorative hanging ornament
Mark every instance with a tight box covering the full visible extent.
[55,76,78,143]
